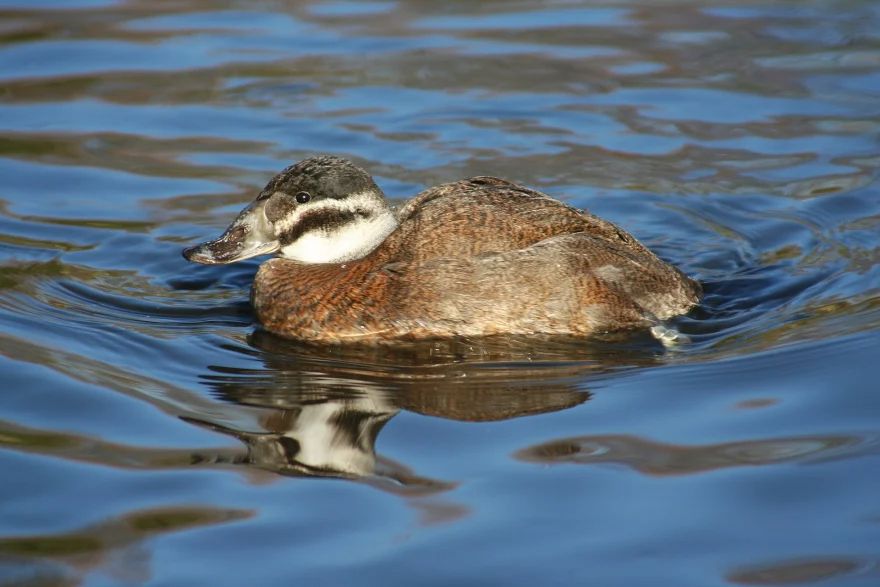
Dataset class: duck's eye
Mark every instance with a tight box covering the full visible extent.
[295,191,311,204]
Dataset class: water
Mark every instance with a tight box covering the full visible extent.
[1,1,879,585]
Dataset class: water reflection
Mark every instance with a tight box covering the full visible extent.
[187,331,638,490]
[1,330,654,491]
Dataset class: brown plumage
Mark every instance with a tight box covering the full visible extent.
[184,156,701,343]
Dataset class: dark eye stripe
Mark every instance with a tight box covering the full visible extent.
[279,208,370,245]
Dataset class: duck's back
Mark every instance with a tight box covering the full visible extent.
[382,177,636,263]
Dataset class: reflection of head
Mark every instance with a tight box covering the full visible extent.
[261,399,396,477]
[184,392,397,480]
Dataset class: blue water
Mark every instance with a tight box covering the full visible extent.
[1,1,879,585]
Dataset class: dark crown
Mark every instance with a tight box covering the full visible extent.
[257,156,381,202]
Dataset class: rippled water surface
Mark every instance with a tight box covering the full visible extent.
[2,1,879,585]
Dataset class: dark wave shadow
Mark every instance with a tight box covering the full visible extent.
[726,556,874,585]
[514,433,878,475]
[0,504,252,586]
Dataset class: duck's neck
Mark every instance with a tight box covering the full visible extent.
[278,192,398,264]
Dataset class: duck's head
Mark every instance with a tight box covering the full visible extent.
[183,155,398,265]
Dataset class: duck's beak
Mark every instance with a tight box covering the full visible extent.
[182,201,280,265]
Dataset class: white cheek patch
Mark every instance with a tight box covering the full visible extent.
[277,191,399,264]
[280,210,397,263]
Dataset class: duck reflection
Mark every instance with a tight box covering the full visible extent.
[187,330,663,492]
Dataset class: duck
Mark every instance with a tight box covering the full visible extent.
[183,155,701,343]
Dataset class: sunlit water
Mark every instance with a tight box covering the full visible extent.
[1,1,879,585]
